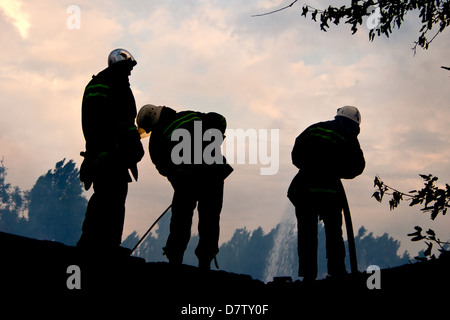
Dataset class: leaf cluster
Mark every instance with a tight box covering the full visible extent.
[300,0,450,52]
[372,174,450,220]
[409,174,450,220]
[372,174,450,260]
[372,175,409,210]
[407,226,449,261]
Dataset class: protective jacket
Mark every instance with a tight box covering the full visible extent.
[80,65,144,189]
[149,107,233,182]
[288,117,365,206]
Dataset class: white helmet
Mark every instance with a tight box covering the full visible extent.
[108,48,137,67]
[137,104,163,133]
[336,106,361,125]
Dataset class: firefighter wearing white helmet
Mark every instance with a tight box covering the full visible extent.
[78,48,144,253]
[137,103,233,270]
[336,105,361,125]
[137,104,163,138]
[288,106,365,281]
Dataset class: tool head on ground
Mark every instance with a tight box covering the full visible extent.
[137,104,163,134]
[108,48,137,67]
[335,106,361,125]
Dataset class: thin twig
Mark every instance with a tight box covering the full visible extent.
[427,29,441,46]
[385,186,415,198]
[251,0,298,17]
[435,239,449,250]
[376,176,415,199]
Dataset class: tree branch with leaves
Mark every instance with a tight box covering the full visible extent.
[372,174,450,260]
[253,0,450,54]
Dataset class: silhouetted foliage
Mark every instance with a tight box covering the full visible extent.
[253,0,450,53]
[26,159,87,245]
[0,158,87,245]
[354,226,410,268]
[219,226,276,280]
[0,159,28,235]
[373,174,450,220]
[373,174,450,260]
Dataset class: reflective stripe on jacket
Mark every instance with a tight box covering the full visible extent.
[288,118,365,203]
[149,108,232,180]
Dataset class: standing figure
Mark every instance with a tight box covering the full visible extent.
[137,104,233,270]
[78,49,144,254]
[288,106,365,281]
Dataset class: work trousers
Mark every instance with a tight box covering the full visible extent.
[165,177,224,265]
[77,175,128,251]
[295,197,346,280]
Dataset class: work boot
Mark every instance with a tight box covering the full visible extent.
[301,276,315,285]
[168,257,183,266]
[163,246,183,266]
[115,246,132,257]
[198,259,211,271]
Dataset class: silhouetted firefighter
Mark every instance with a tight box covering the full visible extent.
[78,49,144,254]
[288,106,365,281]
[137,104,233,270]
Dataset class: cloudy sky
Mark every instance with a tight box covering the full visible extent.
[1,0,449,257]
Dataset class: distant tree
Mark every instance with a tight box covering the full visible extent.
[124,222,166,261]
[26,159,87,245]
[218,226,275,279]
[253,0,450,53]
[0,158,28,235]
[353,225,410,269]
[215,228,253,274]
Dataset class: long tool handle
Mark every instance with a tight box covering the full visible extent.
[341,188,358,274]
[130,204,172,254]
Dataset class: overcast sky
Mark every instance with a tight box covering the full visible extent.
[1,0,449,257]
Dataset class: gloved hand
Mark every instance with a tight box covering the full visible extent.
[117,129,145,165]
[131,135,145,164]
[79,151,93,190]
